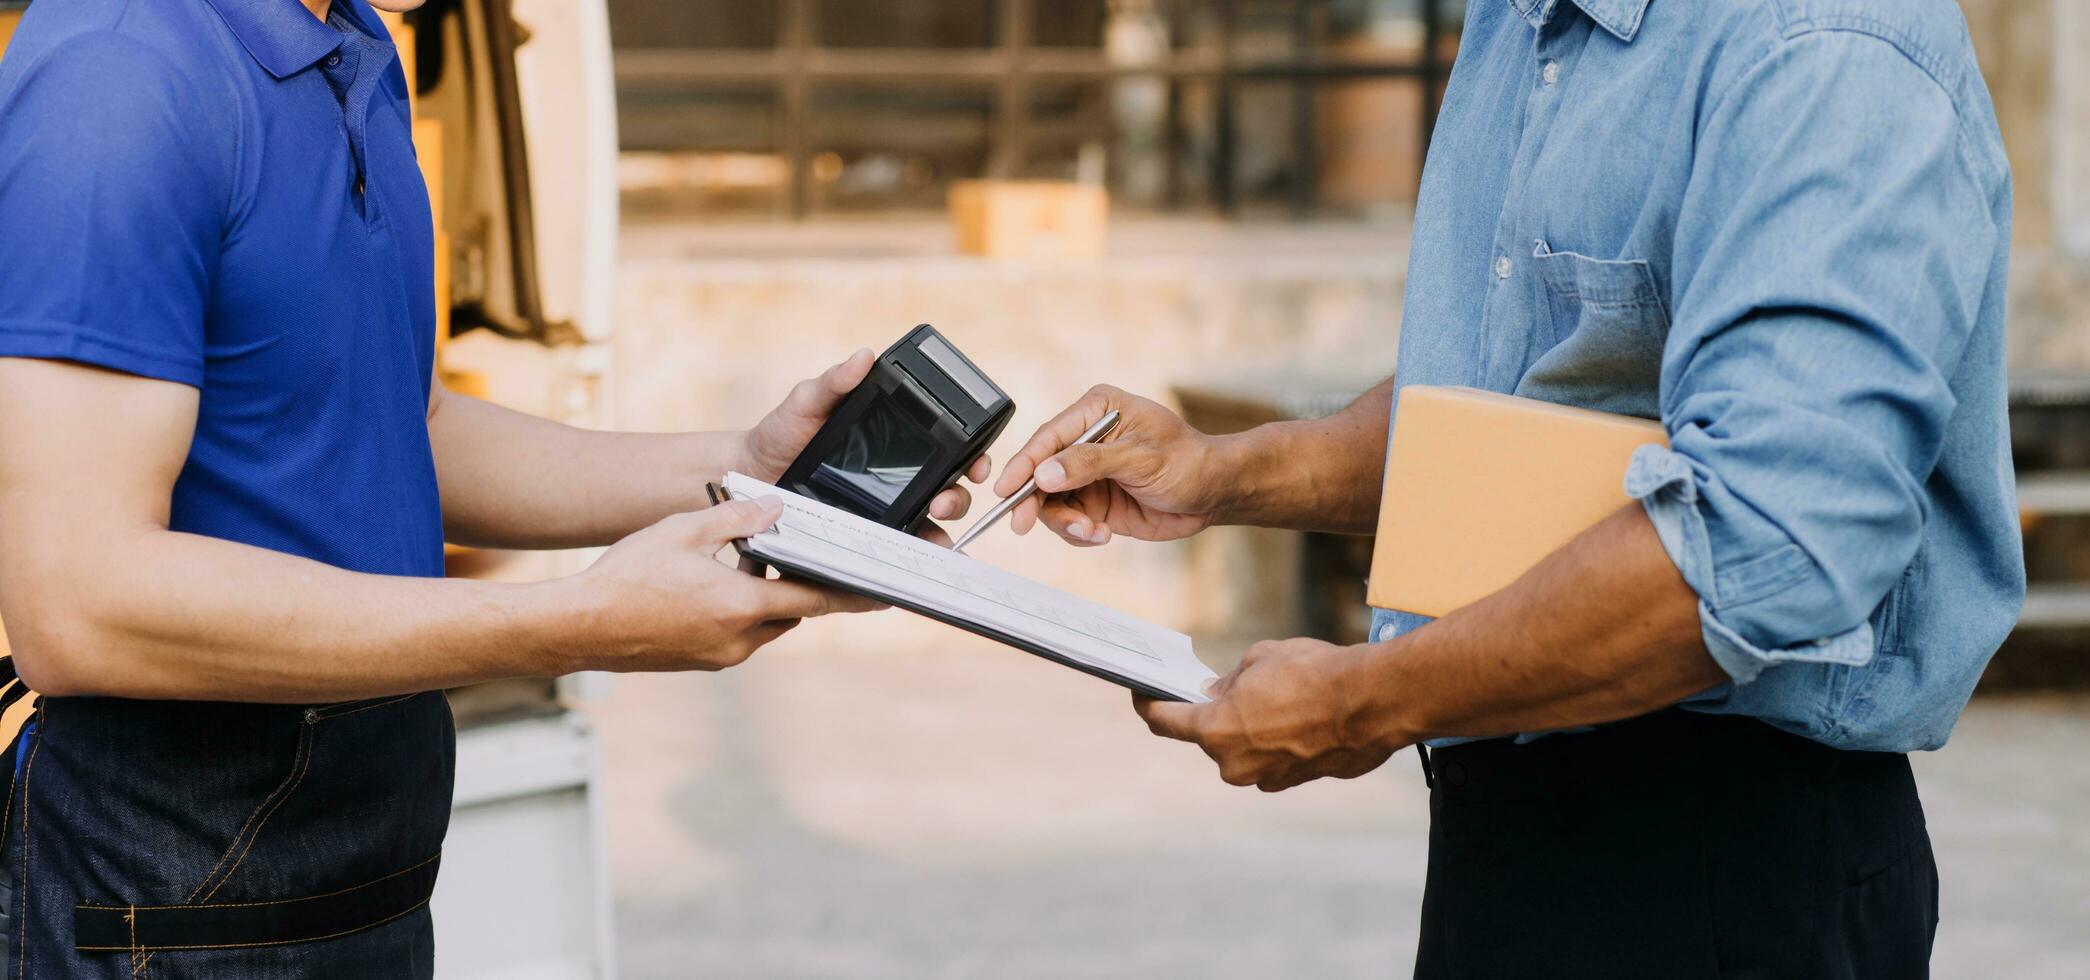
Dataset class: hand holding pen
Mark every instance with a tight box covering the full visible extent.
[971,386,1230,548]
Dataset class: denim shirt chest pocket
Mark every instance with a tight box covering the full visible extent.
[1514,242,1668,420]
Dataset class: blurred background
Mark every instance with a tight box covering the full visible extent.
[5,0,2090,977]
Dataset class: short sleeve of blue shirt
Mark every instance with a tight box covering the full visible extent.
[0,29,229,387]
[0,0,444,578]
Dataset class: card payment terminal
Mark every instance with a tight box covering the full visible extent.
[778,325,1014,532]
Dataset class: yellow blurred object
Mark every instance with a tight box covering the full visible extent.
[413,119,449,350]
[414,120,444,230]
[433,231,452,350]
[1368,386,1669,618]
[949,180,1108,260]
[383,14,454,358]
[0,8,18,59]
[0,679,37,759]
[441,369,490,400]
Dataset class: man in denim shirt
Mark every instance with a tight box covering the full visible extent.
[996,0,2021,975]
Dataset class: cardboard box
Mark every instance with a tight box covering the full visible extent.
[949,180,1108,260]
[1367,386,1668,618]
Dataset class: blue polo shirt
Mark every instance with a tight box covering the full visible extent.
[0,0,443,577]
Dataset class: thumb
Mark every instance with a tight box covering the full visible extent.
[1035,442,1137,494]
[694,496,785,546]
[793,348,875,417]
[1136,698,1206,744]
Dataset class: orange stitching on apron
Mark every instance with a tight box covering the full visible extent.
[144,713,319,973]
[197,723,314,904]
[78,853,441,913]
[89,852,439,967]
[73,895,432,954]
[108,696,426,967]
[183,719,314,904]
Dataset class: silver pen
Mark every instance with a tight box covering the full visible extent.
[951,410,1122,553]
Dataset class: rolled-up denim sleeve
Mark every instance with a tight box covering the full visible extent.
[1639,29,2006,685]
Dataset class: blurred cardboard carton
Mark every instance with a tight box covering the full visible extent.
[950,180,1107,260]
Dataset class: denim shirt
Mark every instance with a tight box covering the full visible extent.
[1369,0,2024,753]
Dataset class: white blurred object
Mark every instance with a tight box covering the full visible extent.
[433,0,620,975]
[434,713,613,980]
[1107,0,1169,202]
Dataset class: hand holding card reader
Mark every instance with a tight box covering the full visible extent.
[779,325,1014,532]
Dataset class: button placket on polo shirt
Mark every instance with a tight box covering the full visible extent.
[318,41,367,216]
[320,20,399,223]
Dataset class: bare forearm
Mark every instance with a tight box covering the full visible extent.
[5,528,599,702]
[430,390,743,549]
[1350,504,1726,744]
[1210,376,1393,533]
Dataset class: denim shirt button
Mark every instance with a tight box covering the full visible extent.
[325,54,342,68]
[1494,255,1512,279]
[1542,60,1561,85]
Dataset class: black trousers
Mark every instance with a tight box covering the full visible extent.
[1414,710,1938,980]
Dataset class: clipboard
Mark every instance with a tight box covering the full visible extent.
[706,477,1214,703]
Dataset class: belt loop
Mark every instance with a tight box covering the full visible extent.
[1415,744,1435,789]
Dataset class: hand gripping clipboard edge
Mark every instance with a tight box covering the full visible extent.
[702,482,1192,703]
[705,481,774,578]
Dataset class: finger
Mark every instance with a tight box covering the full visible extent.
[1033,442,1138,495]
[1009,495,1043,535]
[1239,639,1284,667]
[964,453,992,484]
[1217,761,1261,787]
[1334,755,1385,780]
[1258,773,1301,793]
[821,348,877,398]
[1262,756,1351,793]
[1038,496,1109,545]
[1038,505,1102,547]
[1074,482,1113,544]
[749,576,885,621]
[928,483,972,520]
[993,387,1120,497]
[915,523,954,548]
[694,496,784,547]
[1136,698,1207,743]
[783,348,876,421]
[745,618,801,652]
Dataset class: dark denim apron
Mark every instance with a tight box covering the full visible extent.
[0,691,453,978]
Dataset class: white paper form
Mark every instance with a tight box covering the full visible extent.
[722,473,1216,703]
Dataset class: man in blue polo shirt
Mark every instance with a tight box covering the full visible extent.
[0,0,984,975]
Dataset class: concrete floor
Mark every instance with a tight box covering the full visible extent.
[590,611,2090,979]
